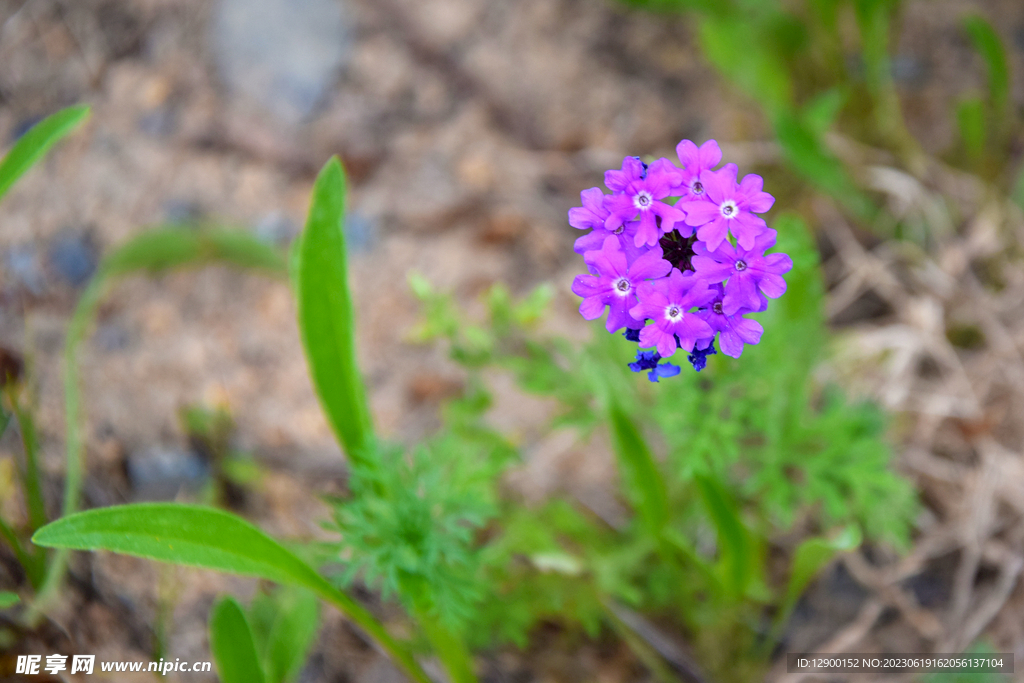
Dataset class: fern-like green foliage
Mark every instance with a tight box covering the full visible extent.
[327,423,515,633]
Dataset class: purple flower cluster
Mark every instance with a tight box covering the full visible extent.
[570,140,793,381]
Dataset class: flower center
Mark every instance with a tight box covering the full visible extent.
[712,301,723,314]
[613,224,624,235]
[614,278,631,294]
[691,180,704,195]
[735,260,747,271]
[666,305,682,321]
[720,200,737,218]
[634,191,653,210]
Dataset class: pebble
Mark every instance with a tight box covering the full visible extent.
[254,211,297,246]
[93,323,131,352]
[47,230,98,288]
[212,0,351,125]
[5,244,47,295]
[126,446,210,501]
[344,211,375,253]
[162,199,204,224]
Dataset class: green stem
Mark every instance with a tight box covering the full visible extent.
[415,608,478,683]
[6,389,48,534]
[0,514,39,587]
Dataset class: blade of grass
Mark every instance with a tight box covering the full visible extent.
[0,105,89,203]
[962,15,1009,114]
[607,403,668,539]
[694,473,750,598]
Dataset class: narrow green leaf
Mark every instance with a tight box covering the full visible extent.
[694,474,750,597]
[963,15,1009,113]
[784,526,861,609]
[32,504,431,683]
[0,105,89,203]
[100,226,288,278]
[0,591,19,608]
[957,97,986,161]
[210,597,267,683]
[33,504,332,586]
[1013,164,1024,211]
[769,526,862,642]
[608,404,668,538]
[6,391,47,534]
[296,157,374,462]
[802,88,847,136]
[264,589,319,683]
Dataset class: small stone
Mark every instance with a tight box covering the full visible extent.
[254,211,297,246]
[5,244,47,295]
[344,211,375,253]
[94,323,131,352]
[138,107,177,138]
[126,446,210,501]
[212,0,351,125]
[162,199,204,224]
[47,230,98,287]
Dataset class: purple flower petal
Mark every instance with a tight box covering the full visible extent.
[697,217,730,252]
[681,200,721,227]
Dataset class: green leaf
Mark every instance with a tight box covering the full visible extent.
[296,157,374,462]
[963,15,1009,113]
[1013,163,1024,211]
[957,97,986,161]
[802,88,847,136]
[33,504,336,588]
[770,525,862,642]
[0,105,89,203]
[100,227,288,278]
[0,591,19,608]
[694,474,750,598]
[259,588,320,683]
[32,504,431,683]
[784,526,861,609]
[210,597,267,683]
[608,404,668,539]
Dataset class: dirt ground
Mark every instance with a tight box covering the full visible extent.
[1,0,1024,681]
